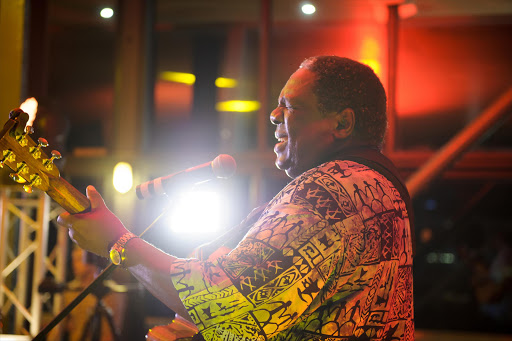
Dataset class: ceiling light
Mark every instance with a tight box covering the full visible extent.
[301,3,316,15]
[100,8,114,19]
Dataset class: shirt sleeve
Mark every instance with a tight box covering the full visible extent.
[170,202,344,340]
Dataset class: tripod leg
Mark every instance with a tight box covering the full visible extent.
[92,311,102,341]
[79,307,96,341]
[79,299,103,341]
[99,300,122,341]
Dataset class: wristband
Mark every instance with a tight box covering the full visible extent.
[109,232,138,266]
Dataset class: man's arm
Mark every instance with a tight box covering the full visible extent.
[57,186,193,322]
[122,238,193,322]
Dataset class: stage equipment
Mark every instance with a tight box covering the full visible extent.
[136,154,236,200]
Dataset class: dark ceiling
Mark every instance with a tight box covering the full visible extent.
[49,0,512,27]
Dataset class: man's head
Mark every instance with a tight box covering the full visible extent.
[270,56,387,178]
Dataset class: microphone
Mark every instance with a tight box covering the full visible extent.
[136,154,236,200]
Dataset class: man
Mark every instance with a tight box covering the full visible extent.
[59,56,414,340]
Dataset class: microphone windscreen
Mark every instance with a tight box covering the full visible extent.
[212,154,236,179]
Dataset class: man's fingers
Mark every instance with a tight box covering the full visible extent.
[86,185,105,210]
[57,212,72,228]
[68,229,77,244]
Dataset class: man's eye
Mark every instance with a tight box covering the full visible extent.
[277,103,296,110]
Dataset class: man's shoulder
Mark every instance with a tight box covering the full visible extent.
[266,160,374,217]
[298,159,381,184]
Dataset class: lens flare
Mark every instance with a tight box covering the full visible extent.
[169,190,225,235]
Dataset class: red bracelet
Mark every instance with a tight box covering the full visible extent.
[109,232,138,266]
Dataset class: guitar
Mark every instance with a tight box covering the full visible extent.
[0,108,90,213]
[1,108,198,340]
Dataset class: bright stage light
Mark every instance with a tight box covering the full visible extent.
[168,190,225,235]
[113,162,133,194]
[216,100,260,112]
[100,8,114,19]
[301,3,316,15]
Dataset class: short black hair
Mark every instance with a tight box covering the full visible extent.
[300,56,387,149]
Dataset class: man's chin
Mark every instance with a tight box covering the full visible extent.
[275,159,292,176]
[284,169,296,178]
[275,162,298,179]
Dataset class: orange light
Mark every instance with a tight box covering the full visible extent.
[20,97,38,127]
[360,37,382,77]
[360,59,381,76]
[362,37,379,58]
[399,3,418,19]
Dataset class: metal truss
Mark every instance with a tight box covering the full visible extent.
[0,186,66,338]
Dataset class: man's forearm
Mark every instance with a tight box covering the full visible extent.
[123,237,193,323]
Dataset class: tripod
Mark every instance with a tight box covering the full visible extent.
[78,281,120,341]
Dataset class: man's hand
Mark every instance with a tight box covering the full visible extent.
[57,185,128,258]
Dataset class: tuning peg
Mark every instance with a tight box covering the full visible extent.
[30,137,49,159]
[9,162,28,183]
[23,174,42,193]
[0,149,16,168]
[9,173,25,183]
[17,131,32,146]
[43,150,62,170]
[16,134,28,147]
[14,124,35,147]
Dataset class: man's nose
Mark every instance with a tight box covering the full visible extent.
[270,107,283,125]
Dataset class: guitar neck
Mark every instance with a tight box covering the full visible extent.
[48,175,91,214]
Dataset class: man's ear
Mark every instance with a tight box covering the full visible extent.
[333,108,355,139]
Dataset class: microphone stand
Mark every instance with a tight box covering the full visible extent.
[33,206,170,341]
[33,263,117,341]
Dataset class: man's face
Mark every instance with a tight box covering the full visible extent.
[270,68,338,178]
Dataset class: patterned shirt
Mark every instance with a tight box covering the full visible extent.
[170,159,414,340]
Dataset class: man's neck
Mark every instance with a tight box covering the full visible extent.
[325,143,381,164]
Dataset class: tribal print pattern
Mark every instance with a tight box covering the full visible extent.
[170,160,414,340]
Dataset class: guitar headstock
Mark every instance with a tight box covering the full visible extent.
[0,108,62,193]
